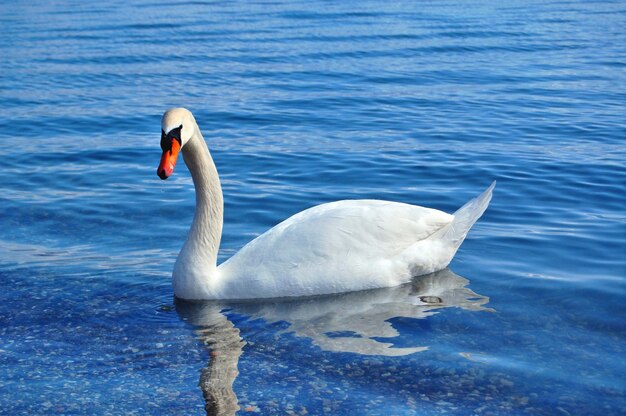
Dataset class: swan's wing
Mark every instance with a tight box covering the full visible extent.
[217,200,452,298]
[231,200,452,265]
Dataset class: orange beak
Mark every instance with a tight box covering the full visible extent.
[157,139,181,180]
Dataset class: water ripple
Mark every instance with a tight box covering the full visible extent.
[1,0,625,414]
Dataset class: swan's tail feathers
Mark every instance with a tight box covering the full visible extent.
[437,181,496,250]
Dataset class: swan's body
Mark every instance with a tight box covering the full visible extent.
[158,108,494,300]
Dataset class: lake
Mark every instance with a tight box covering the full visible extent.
[1,0,624,414]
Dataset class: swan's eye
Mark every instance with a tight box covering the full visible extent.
[160,127,182,151]
[160,130,171,151]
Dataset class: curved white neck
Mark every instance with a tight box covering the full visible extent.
[173,125,224,297]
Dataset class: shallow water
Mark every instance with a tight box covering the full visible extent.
[1,0,625,414]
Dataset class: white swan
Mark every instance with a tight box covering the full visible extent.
[157,108,495,300]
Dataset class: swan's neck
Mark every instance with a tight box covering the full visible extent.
[174,127,223,295]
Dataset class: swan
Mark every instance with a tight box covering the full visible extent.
[157,108,495,300]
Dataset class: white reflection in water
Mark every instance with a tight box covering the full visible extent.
[175,268,493,415]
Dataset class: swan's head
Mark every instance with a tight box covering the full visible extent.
[157,108,196,180]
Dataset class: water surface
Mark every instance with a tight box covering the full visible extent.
[1,0,625,414]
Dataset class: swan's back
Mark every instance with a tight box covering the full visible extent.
[216,199,454,299]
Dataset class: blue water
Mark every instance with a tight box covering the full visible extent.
[1,0,625,414]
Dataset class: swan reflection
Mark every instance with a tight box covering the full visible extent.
[175,268,492,415]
